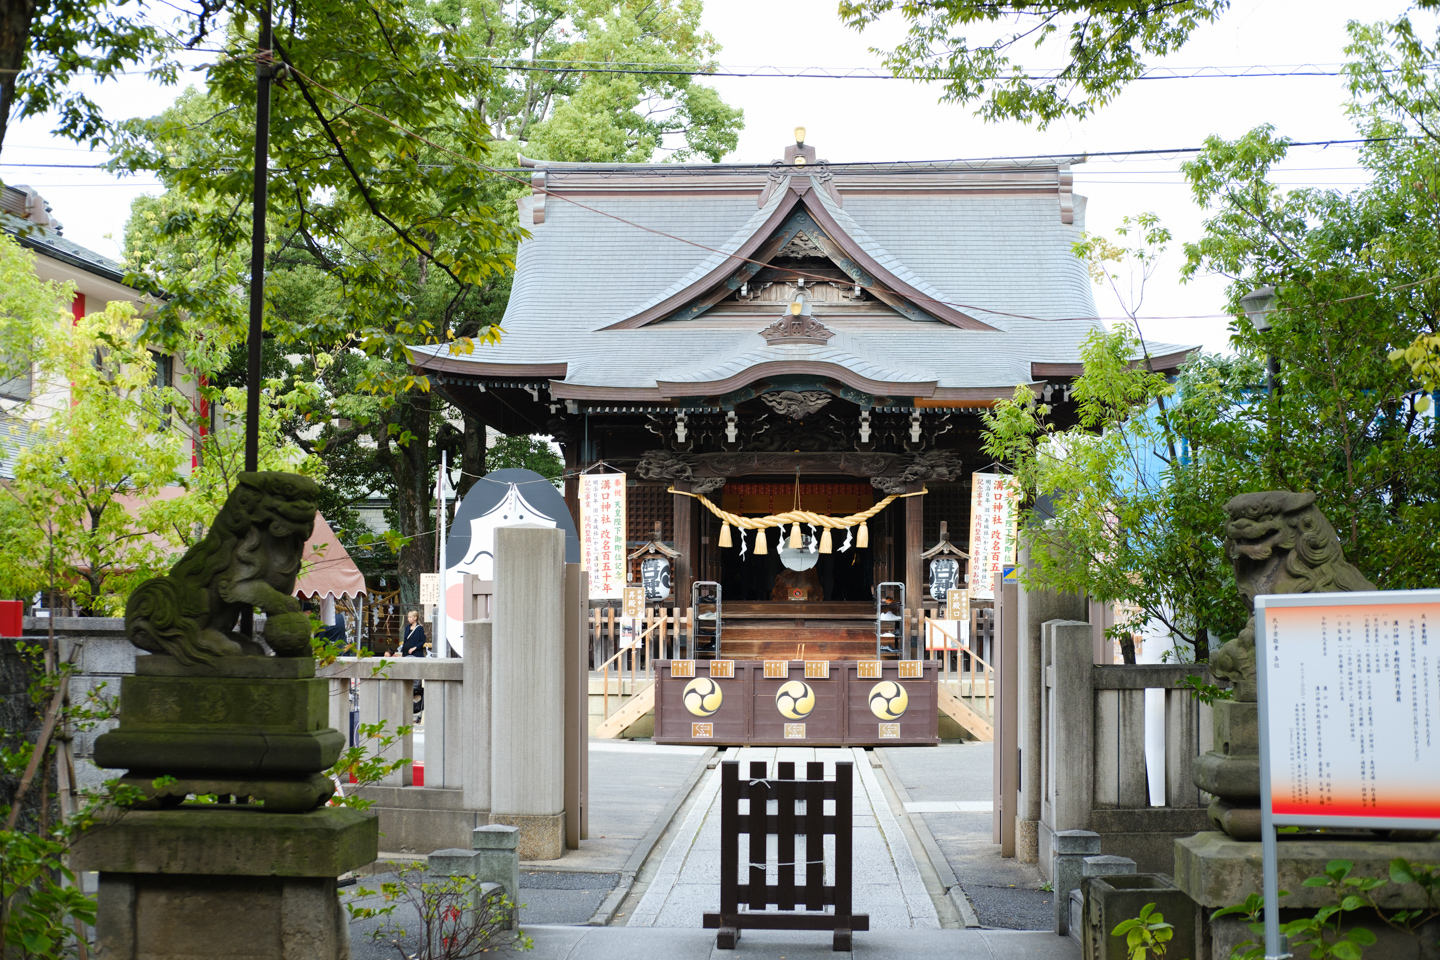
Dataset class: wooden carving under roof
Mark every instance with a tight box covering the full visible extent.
[759,313,834,346]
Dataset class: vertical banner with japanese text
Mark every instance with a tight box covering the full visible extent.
[579,473,627,600]
[967,472,1020,600]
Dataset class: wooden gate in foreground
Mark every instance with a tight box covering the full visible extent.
[703,760,869,951]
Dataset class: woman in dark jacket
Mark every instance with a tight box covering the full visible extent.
[402,610,427,718]
[401,610,427,657]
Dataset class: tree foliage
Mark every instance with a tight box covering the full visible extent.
[838,1,1440,128]
[0,237,187,613]
[117,0,742,601]
[0,0,174,156]
[837,0,1232,127]
[982,328,1254,660]
[440,0,743,163]
[1180,14,1440,589]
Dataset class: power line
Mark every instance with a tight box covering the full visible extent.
[0,56,1414,81]
[271,60,1431,325]
[459,57,1423,82]
[0,137,1402,177]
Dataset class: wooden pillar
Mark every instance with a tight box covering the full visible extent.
[673,479,695,606]
[905,481,924,612]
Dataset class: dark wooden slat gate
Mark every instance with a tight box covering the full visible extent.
[703,759,870,951]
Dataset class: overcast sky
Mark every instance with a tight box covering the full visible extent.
[2,0,1434,355]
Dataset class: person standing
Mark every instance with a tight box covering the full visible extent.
[402,610,427,720]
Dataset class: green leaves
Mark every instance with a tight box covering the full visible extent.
[838,0,1230,128]
[1110,902,1175,959]
[1177,18,1440,591]
[982,327,1254,660]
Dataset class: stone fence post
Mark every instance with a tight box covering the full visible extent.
[488,526,567,860]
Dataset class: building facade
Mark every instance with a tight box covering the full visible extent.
[410,136,1188,623]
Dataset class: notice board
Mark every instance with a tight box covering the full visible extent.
[1257,589,1440,828]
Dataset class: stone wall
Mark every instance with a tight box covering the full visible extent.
[1,634,44,830]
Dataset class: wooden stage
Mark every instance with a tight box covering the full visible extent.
[712,601,884,662]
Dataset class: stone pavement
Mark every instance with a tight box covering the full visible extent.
[627,746,939,930]
[382,735,713,927]
[496,925,1078,959]
[877,742,1054,930]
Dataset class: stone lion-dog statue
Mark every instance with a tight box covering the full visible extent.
[1211,490,1375,700]
[126,471,320,664]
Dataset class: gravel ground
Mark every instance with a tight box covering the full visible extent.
[880,742,1054,930]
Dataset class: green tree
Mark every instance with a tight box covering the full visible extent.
[118,0,743,602]
[0,250,187,613]
[0,0,173,155]
[837,1,1440,128]
[1179,15,1440,588]
[982,328,1253,662]
[487,434,563,479]
[438,0,743,163]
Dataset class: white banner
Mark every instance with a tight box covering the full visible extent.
[579,473,627,599]
[968,472,1020,600]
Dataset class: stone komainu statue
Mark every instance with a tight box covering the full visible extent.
[1210,491,1375,699]
[126,472,320,665]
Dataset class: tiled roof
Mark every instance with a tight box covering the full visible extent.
[411,158,1184,394]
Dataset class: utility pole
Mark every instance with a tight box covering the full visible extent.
[245,3,274,474]
[242,5,273,639]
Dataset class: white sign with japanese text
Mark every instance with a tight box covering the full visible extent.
[579,473,627,600]
[1257,590,1440,828]
[967,472,1020,600]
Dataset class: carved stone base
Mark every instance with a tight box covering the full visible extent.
[94,654,344,811]
[74,806,377,960]
[119,773,334,814]
[1191,700,1260,841]
[1205,798,1261,842]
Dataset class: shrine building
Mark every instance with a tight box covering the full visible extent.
[410,132,1188,662]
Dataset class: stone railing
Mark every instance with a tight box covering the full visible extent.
[1038,619,1214,880]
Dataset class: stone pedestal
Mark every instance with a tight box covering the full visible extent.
[1190,699,1260,840]
[94,655,343,812]
[1174,831,1440,960]
[73,807,378,960]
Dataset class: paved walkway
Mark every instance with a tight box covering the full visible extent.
[370,736,713,929]
[878,742,1053,930]
[497,925,1078,959]
[628,746,939,930]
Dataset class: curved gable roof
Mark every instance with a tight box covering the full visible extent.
[603,176,998,332]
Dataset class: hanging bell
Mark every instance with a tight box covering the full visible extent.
[856,521,869,549]
[718,522,733,549]
[819,527,833,554]
[789,522,802,549]
[755,527,769,554]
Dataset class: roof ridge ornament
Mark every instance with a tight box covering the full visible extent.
[761,298,834,346]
